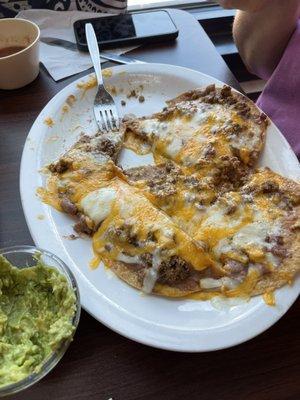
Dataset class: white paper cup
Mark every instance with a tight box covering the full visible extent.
[0,18,40,90]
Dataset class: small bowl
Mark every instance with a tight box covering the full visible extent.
[0,18,40,90]
[0,245,81,397]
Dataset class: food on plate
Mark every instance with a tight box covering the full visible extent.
[125,164,300,301]
[0,254,76,388]
[38,129,125,235]
[39,84,300,303]
[89,178,215,296]
[125,160,247,236]
[192,168,300,301]
[124,85,268,183]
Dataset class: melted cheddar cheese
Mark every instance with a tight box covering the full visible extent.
[91,179,214,275]
[38,150,117,211]
[125,99,263,179]
[39,85,300,303]
[263,291,276,306]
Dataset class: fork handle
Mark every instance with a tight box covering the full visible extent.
[85,23,103,86]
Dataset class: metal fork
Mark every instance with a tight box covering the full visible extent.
[85,23,119,132]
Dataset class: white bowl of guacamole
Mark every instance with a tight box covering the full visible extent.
[0,246,80,397]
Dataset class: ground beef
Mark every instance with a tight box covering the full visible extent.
[147,231,156,242]
[261,181,280,194]
[104,243,113,252]
[125,164,178,198]
[165,161,176,173]
[140,254,193,284]
[62,233,79,240]
[220,85,232,98]
[194,85,234,105]
[266,235,287,258]
[127,89,137,99]
[225,202,238,215]
[265,235,284,245]
[166,86,261,126]
[60,197,78,215]
[77,134,90,144]
[233,101,251,118]
[109,224,139,247]
[203,93,218,104]
[229,145,241,160]
[96,138,116,157]
[73,134,117,158]
[223,260,247,278]
[126,164,172,182]
[271,245,287,258]
[69,234,78,240]
[158,256,191,284]
[124,166,146,181]
[128,234,139,246]
[203,84,216,96]
[159,85,255,120]
[202,143,216,159]
[220,156,240,180]
[241,184,255,195]
[183,175,204,191]
[254,112,268,125]
[149,182,177,197]
[156,106,179,121]
[224,122,243,136]
[74,215,94,235]
[291,220,300,230]
[48,158,71,174]
[214,156,247,188]
[190,85,216,99]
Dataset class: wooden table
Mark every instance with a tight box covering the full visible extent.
[1,9,299,400]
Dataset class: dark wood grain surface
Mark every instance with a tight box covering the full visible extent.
[0,9,299,400]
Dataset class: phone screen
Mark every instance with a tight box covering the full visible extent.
[77,11,178,44]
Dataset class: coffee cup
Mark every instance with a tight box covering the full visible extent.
[0,18,40,90]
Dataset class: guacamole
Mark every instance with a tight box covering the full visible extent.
[0,254,77,388]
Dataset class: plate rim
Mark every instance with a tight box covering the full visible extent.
[20,63,300,352]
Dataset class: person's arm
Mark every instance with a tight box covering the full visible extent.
[218,0,300,79]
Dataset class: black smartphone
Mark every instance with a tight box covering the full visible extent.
[73,10,179,51]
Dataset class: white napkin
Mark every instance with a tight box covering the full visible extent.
[16,10,137,81]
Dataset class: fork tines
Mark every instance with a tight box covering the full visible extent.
[94,105,119,132]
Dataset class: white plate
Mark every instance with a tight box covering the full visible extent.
[20,63,300,352]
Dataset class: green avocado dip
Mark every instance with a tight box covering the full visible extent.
[0,254,77,388]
